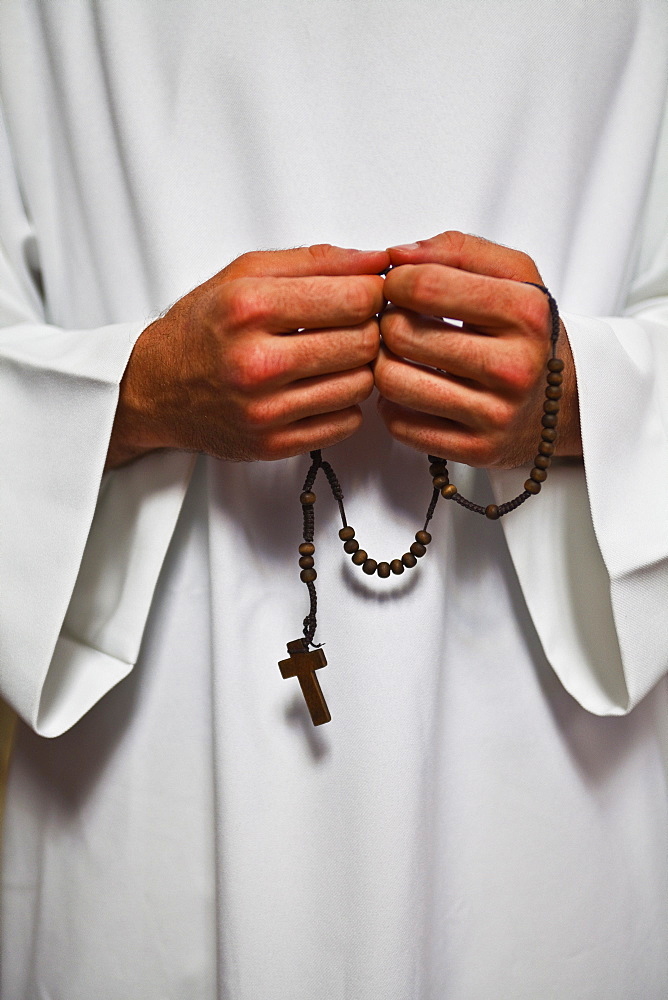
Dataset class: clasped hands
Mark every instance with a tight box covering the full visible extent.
[106,231,580,470]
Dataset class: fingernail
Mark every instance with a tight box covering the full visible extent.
[390,242,420,252]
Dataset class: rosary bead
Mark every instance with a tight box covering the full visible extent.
[292,358,564,645]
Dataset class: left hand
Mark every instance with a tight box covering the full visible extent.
[375,231,581,468]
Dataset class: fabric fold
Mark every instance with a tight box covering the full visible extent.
[0,91,195,736]
[490,307,668,717]
[0,314,193,736]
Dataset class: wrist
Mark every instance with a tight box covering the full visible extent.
[552,325,582,459]
[105,320,173,470]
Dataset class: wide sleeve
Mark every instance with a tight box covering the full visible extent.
[0,106,194,738]
[489,121,668,716]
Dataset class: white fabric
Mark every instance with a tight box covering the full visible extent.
[1,1,667,997]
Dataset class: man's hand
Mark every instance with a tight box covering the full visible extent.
[375,232,581,468]
[106,245,389,468]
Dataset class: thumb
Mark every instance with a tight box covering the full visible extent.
[387,231,543,283]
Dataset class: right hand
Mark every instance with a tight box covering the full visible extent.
[106,244,389,468]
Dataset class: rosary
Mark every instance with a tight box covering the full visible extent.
[278,282,563,725]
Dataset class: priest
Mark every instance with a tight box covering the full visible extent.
[1,2,667,997]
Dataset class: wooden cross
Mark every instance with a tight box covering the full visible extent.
[279,638,331,726]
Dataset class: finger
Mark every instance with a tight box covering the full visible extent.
[223,244,390,280]
[383,264,551,338]
[376,398,496,468]
[387,231,542,283]
[245,367,374,429]
[374,344,503,431]
[222,274,386,333]
[282,320,381,379]
[380,308,543,393]
[226,320,380,391]
[256,407,365,461]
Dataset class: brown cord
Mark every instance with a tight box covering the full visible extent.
[294,282,562,648]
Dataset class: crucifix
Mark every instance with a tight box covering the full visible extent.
[279,638,331,726]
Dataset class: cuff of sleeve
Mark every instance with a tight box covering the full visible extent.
[488,311,668,716]
[36,451,195,737]
[489,461,631,716]
[0,318,191,736]
[562,311,668,578]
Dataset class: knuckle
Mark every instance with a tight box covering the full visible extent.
[373,356,397,399]
[307,243,335,265]
[513,250,537,276]
[234,250,264,273]
[380,310,408,352]
[255,436,286,462]
[409,265,444,308]
[516,290,550,336]
[346,279,378,323]
[440,229,467,262]
[222,281,268,329]
[497,355,538,395]
[328,408,364,442]
[220,250,260,281]
[486,398,516,433]
[373,371,389,399]
[360,320,382,360]
[352,366,375,401]
[469,437,501,468]
[243,397,275,431]
[226,356,257,393]
[226,340,280,392]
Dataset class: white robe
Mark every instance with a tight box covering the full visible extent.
[1,1,668,997]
